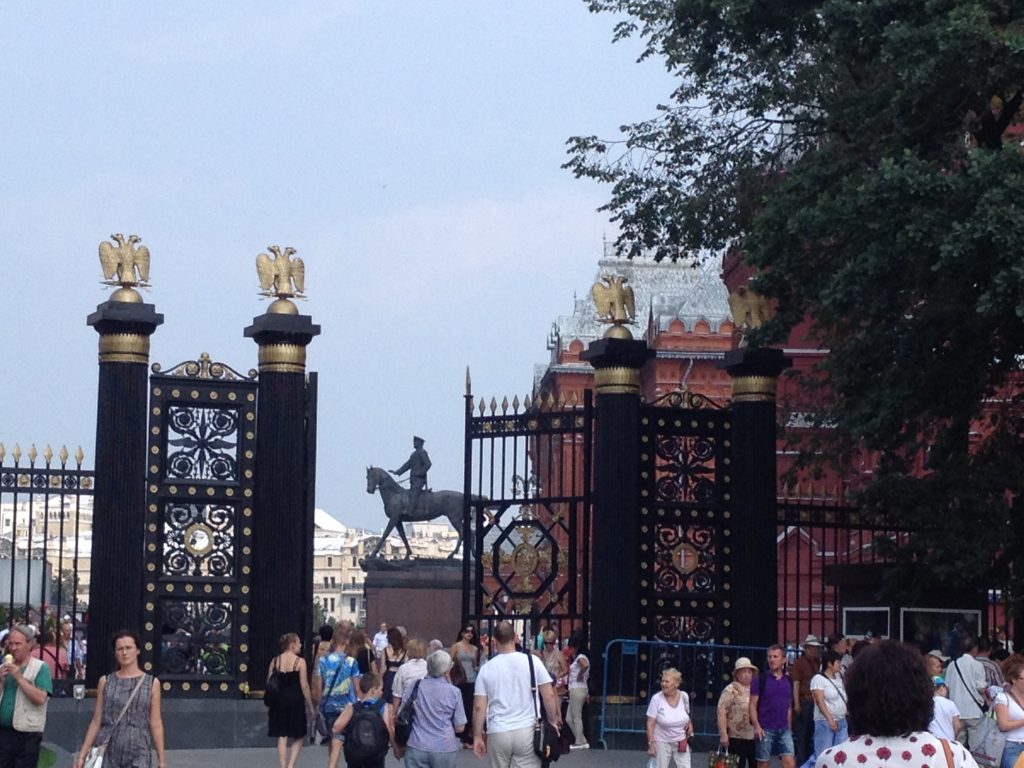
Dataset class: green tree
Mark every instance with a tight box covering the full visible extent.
[567,0,1024,608]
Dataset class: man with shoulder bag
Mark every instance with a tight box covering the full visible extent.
[473,621,562,768]
[0,625,51,768]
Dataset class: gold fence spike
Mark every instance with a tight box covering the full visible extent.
[794,482,802,499]
[75,446,85,464]
[570,391,579,406]
[557,392,566,409]
[512,395,520,413]
[43,444,53,463]
[501,396,509,414]
[546,392,556,410]
[489,397,498,416]
[524,394,532,411]
[13,443,22,462]
[0,443,5,462]
[28,444,37,463]
[477,398,486,416]
[59,445,69,464]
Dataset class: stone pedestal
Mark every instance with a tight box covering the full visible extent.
[364,560,462,642]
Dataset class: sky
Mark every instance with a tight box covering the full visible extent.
[0,2,674,531]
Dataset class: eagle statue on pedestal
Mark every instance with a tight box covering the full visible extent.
[256,245,305,299]
[98,234,150,287]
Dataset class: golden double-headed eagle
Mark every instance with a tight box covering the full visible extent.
[98,234,150,287]
[256,245,305,298]
[591,274,636,324]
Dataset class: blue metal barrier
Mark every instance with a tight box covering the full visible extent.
[598,638,768,748]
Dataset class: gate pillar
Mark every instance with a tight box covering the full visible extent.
[86,290,163,686]
[720,347,790,645]
[244,306,320,688]
[581,336,653,673]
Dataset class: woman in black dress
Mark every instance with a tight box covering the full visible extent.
[267,632,313,768]
[380,627,406,704]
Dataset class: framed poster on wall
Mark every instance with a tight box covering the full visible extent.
[843,607,890,639]
[900,608,982,657]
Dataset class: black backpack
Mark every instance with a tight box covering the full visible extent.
[344,699,389,763]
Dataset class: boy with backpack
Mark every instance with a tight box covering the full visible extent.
[331,672,392,768]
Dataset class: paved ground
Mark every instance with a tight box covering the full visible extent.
[43,743,714,767]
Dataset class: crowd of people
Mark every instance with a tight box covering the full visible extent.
[709,629,1024,768]
[260,618,591,768]
[9,613,1020,768]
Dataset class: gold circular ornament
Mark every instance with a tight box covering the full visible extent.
[184,522,216,557]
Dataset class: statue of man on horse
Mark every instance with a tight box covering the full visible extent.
[390,435,431,516]
[365,466,471,560]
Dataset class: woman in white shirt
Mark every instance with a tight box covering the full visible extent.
[566,643,590,750]
[646,667,693,768]
[994,654,1024,768]
[805,651,848,768]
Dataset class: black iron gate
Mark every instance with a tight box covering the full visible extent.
[637,391,734,643]
[462,387,592,644]
[141,354,258,696]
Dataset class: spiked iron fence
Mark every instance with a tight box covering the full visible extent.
[776,483,912,644]
[462,381,593,648]
[0,442,93,692]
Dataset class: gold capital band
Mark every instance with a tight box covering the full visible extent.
[98,333,151,364]
[731,375,778,403]
[258,343,306,373]
[594,365,641,395]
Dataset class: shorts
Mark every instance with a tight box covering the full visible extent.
[324,711,344,742]
[756,728,794,762]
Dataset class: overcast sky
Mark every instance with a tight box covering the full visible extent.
[1,2,672,531]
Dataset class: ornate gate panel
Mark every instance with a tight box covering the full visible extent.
[638,392,733,643]
[142,355,258,696]
[463,389,592,641]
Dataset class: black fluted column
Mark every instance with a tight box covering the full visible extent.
[581,336,653,683]
[244,309,320,688]
[86,298,163,686]
[720,347,791,645]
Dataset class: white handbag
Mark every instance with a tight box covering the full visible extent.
[83,744,105,768]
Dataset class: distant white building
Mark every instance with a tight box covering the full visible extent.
[312,509,460,626]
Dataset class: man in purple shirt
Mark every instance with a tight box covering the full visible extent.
[748,644,795,768]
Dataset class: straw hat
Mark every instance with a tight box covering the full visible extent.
[733,657,758,675]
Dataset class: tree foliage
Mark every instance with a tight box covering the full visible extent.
[567,0,1024,604]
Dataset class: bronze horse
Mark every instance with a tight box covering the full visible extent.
[365,466,472,559]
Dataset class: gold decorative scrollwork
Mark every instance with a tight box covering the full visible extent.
[511,543,540,579]
[152,353,257,381]
[647,388,727,410]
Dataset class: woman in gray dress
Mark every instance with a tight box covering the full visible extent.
[74,629,167,768]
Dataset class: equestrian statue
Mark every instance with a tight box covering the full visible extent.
[365,466,477,560]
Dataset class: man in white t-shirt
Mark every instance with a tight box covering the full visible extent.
[945,637,988,748]
[372,622,389,658]
[473,621,562,768]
